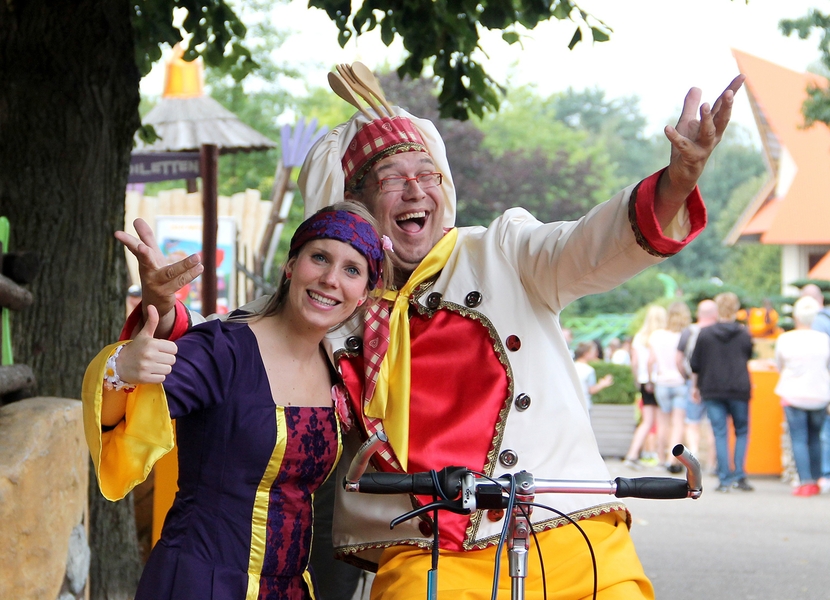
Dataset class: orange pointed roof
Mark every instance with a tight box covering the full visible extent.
[163,44,204,99]
[729,50,830,245]
[742,196,781,237]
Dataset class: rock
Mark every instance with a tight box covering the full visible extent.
[0,397,88,599]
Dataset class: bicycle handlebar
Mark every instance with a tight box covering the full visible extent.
[344,435,703,503]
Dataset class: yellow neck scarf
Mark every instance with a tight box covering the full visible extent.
[364,228,458,470]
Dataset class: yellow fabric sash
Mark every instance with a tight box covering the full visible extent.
[364,228,458,470]
[82,342,174,501]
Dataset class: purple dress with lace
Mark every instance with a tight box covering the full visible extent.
[135,319,340,600]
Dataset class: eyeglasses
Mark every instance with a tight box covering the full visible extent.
[375,172,443,193]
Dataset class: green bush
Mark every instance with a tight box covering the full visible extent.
[590,361,638,405]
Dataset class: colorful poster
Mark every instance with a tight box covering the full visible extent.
[156,216,236,315]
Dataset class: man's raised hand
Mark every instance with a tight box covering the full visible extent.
[663,74,746,196]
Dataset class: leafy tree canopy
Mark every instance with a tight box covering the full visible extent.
[781,9,830,126]
[307,0,611,119]
[133,0,256,80]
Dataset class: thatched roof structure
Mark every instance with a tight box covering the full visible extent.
[134,47,277,154]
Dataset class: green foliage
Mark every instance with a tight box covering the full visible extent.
[678,279,752,308]
[661,125,765,279]
[293,86,360,130]
[132,0,256,80]
[719,244,781,305]
[561,314,634,347]
[590,362,638,404]
[307,0,612,120]
[563,268,666,318]
[781,10,830,127]
[709,174,782,303]
[542,87,665,182]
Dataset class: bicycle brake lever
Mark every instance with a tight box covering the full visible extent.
[389,500,470,529]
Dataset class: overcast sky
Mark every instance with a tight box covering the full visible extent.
[142,0,826,137]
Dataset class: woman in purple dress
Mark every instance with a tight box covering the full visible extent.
[82,203,391,599]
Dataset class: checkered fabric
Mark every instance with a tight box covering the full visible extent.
[342,116,427,187]
[360,299,401,470]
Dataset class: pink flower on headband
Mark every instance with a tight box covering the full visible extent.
[382,235,394,252]
[332,384,352,431]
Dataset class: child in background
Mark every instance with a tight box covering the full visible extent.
[574,341,614,412]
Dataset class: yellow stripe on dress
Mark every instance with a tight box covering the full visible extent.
[246,406,288,600]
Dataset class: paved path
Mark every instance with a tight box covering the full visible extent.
[611,459,830,600]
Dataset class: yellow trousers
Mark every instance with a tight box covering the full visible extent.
[370,511,654,600]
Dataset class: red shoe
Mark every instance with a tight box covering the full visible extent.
[793,484,820,497]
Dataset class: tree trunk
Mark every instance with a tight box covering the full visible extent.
[0,1,143,597]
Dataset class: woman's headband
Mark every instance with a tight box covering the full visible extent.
[289,210,384,290]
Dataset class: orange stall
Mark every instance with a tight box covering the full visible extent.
[743,363,785,476]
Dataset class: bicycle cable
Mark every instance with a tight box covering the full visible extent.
[490,472,517,600]
[430,468,451,501]
[528,502,598,600]
[428,491,440,599]
[518,503,548,600]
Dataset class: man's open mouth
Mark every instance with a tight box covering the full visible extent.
[396,211,427,233]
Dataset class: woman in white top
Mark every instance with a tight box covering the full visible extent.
[623,305,666,468]
[774,296,830,496]
[648,301,692,472]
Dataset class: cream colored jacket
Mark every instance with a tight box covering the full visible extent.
[325,182,692,568]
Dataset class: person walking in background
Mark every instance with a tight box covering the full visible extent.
[690,292,754,493]
[623,305,667,468]
[800,284,830,494]
[773,296,830,496]
[574,341,614,412]
[649,301,692,473]
[677,299,718,471]
[612,336,632,367]
[605,337,621,362]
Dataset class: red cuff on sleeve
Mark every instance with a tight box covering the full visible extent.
[119,301,191,342]
[633,169,707,257]
[169,301,191,341]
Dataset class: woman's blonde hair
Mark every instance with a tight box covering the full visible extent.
[666,301,691,333]
[241,201,393,323]
[634,305,667,345]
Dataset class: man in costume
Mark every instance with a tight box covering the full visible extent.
[122,71,744,599]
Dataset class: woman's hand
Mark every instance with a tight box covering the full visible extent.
[117,305,178,384]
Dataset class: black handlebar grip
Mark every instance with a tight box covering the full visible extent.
[355,472,440,495]
[354,466,469,496]
[614,477,690,499]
